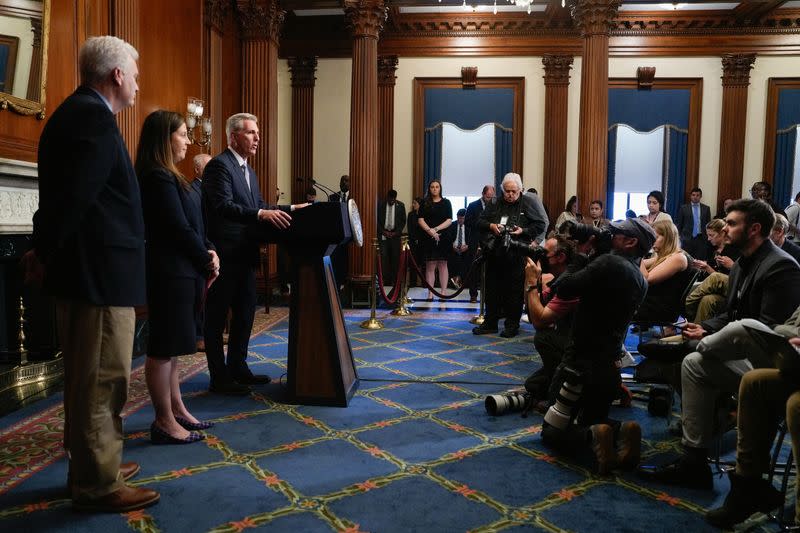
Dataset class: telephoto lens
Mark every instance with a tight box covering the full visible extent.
[485,390,531,416]
[543,380,583,430]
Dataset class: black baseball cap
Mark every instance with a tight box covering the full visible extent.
[608,218,656,256]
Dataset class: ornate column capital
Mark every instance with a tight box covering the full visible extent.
[378,55,398,86]
[721,53,757,87]
[542,54,574,85]
[236,0,285,42]
[570,0,621,37]
[205,0,231,33]
[289,56,318,88]
[343,0,387,40]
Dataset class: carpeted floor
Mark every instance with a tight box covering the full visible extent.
[0,309,790,532]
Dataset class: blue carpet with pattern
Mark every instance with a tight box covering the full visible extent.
[0,310,791,532]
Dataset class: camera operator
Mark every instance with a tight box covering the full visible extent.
[539,218,654,475]
[472,173,547,338]
[558,219,613,259]
[523,234,583,408]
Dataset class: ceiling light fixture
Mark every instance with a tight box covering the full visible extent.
[659,2,686,9]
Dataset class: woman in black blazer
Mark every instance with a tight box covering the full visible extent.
[135,110,219,444]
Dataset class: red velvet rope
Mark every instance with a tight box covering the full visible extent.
[406,250,483,300]
[375,245,407,305]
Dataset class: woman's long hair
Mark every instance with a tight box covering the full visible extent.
[565,195,578,213]
[423,180,443,210]
[135,110,189,189]
[647,219,681,271]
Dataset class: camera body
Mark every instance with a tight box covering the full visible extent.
[482,223,542,261]
[558,221,612,256]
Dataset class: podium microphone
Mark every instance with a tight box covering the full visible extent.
[312,179,339,199]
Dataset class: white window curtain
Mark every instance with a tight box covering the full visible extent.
[440,122,495,197]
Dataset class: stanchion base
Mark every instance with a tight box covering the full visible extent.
[469,314,485,325]
[402,296,413,305]
[391,307,412,316]
[360,318,385,330]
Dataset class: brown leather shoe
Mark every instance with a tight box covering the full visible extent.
[73,484,160,513]
[617,421,642,470]
[590,423,617,475]
[120,462,140,482]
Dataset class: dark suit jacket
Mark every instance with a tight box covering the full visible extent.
[140,168,213,282]
[202,149,275,266]
[676,202,711,241]
[377,200,406,237]
[329,191,350,203]
[782,239,800,265]
[464,199,485,250]
[703,239,800,333]
[33,86,145,306]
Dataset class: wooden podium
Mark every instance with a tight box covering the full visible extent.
[253,202,358,406]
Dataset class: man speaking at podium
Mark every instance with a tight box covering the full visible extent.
[202,113,292,395]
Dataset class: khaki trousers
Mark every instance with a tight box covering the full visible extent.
[684,272,728,323]
[57,300,134,500]
[736,368,800,522]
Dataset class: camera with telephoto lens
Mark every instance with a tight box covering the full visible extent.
[482,224,543,261]
[543,365,584,430]
[485,390,532,416]
[557,220,612,256]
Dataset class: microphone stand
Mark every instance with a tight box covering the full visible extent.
[312,180,341,200]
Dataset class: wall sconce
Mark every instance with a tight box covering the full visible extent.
[186,97,212,147]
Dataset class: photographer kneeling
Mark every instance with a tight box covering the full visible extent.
[523,234,583,409]
[539,218,654,475]
[473,173,547,338]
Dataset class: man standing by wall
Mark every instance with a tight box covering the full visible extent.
[464,184,495,303]
[377,189,406,286]
[202,113,292,395]
[676,187,711,261]
[329,175,350,289]
[31,36,159,512]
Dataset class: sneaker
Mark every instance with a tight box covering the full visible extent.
[637,456,713,490]
[590,424,618,475]
[617,421,641,470]
[706,471,783,528]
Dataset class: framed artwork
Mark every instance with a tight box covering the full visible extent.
[0,34,18,94]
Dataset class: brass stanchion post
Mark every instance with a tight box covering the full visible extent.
[470,261,486,325]
[391,236,411,316]
[17,296,28,366]
[360,238,384,329]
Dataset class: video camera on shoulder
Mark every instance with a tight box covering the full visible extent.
[557,220,612,256]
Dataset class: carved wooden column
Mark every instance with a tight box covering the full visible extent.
[571,0,620,211]
[717,53,756,211]
[25,18,42,102]
[344,0,386,286]
[289,57,317,204]
[204,0,231,156]
[236,0,283,206]
[110,0,140,156]
[377,55,398,199]
[542,54,573,217]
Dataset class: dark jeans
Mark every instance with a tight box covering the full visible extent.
[484,253,525,330]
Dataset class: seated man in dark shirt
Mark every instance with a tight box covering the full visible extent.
[539,218,653,475]
[639,199,800,489]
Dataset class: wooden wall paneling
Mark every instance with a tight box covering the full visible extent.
[136,0,203,178]
[344,0,386,286]
[204,0,231,157]
[607,78,703,203]
[573,0,621,217]
[219,9,242,155]
[411,77,525,198]
[110,0,139,157]
[762,78,800,185]
[542,54,573,218]
[289,56,317,204]
[717,53,756,212]
[377,54,398,199]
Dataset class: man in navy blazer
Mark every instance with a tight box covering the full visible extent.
[464,185,495,302]
[676,187,712,260]
[31,36,159,512]
[202,113,292,395]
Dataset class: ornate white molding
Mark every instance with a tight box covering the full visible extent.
[0,158,38,234]
[0,187,37,234]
